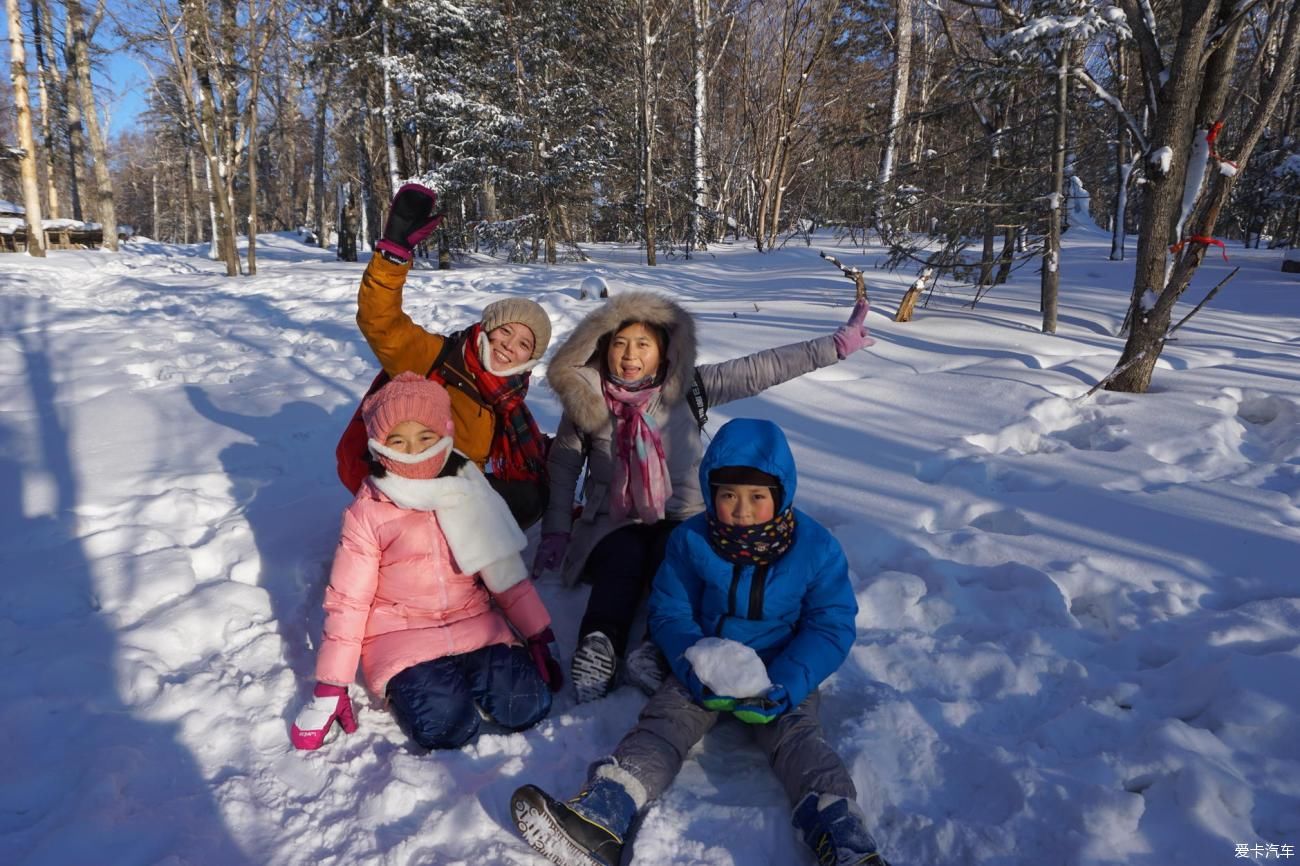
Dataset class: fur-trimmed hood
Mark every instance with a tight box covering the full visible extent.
[547,291,698,434]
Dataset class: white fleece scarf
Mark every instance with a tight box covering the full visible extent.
[369,452,529,592]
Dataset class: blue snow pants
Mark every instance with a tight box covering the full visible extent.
[386,643,552,750]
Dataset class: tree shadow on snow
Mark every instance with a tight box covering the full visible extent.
[184,386,354,694]
[0,299,253,865]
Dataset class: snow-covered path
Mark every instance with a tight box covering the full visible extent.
[2,231,1297,865]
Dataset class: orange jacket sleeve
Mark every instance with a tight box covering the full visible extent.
[356,255,446,376]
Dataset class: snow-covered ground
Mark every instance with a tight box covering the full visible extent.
[2,227,1297,866]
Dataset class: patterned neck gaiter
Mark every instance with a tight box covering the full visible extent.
[706,508,796,566]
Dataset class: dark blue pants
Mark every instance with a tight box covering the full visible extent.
[579,520,681,656]
[386,643,552,750]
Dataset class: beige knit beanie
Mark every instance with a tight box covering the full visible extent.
[481,298,552,360]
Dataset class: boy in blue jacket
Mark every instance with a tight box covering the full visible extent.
[512,418,890,866]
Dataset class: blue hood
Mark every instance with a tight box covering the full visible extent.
[698,418,797,514]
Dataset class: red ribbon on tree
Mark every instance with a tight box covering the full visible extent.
[1206,121,1238,172]
[1170,236,1229,262]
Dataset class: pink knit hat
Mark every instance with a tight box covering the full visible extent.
[362,372,454,479]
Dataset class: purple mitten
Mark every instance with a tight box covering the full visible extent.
[527,627,564,692]
[290,682,357,750]
[375,183,444,264]
[530,531,569,579]
[832,299,875,359]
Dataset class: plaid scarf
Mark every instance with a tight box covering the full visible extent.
[603,378,672,523]
[453,323,548,482]
[706,508,795,565]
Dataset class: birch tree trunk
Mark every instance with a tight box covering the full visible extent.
[687,0,709,258]
[752,0,835,251]
[878,0,913,187]
[182,0,239,274]
[29,0,60,219]
[381,0,401,193]
[34,0,77,220]
[1109,42,1130,261]
[357,99,374,253]
[1041,43,1068,334]
[311,80,328,248]
[247,76,259,275]
[203,158,221,260]
[636,0,658,265]
[66,0,118,250]
[6,0,47,256]
[59,4,88,220]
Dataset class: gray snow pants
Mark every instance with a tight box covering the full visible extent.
[608,675,856,808]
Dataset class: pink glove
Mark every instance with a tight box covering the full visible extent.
[531,531,569,579]
[527,627,564,692]
[832,299,875,359]
[290,682,357,750]
[375,183,444,264]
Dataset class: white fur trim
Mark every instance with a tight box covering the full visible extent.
[595,760,649,810]
[370,459,529,588]
[477,555,529,593]
[478,331,539,377]
[367,436,454,466]
[546,291,697,434]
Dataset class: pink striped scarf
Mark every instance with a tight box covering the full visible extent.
[603,379,672,523]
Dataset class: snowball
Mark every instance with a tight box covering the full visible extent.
[579,275,609,300]
[683,637,772,698]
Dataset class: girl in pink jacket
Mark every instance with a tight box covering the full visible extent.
[291,372,561,751]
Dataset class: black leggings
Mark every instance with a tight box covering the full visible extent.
[579,520,681,657]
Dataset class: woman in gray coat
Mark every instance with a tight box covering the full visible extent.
[531,291,872,701]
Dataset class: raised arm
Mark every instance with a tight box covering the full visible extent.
[698,299,873,406]
[356,255,447,377]
[697,335,838,407]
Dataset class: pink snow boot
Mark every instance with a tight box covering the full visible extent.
[290,683,357,750]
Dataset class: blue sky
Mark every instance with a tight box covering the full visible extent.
[104,51,149,134]
[1,18,149,138]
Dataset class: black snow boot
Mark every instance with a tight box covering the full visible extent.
[792,792,891,866]
[511,772,636,866]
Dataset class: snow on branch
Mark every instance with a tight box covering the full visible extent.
[995,6,1130,59]
[1072,68,1148,153]
[1117,0,1164,109]
[819,251,868,303]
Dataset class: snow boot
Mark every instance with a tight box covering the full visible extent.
[571,631,618,703]
[622,640,668,696]
[792,793,891,866]
[512,762,642,866]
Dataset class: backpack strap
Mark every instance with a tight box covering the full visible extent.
[426,330,458,377]
[686,368,709,433]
